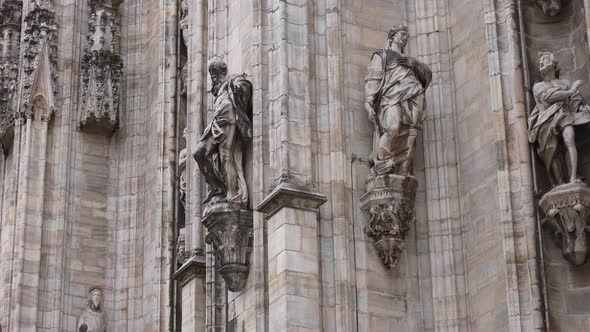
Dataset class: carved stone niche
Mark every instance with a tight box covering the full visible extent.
[360,174,417,269]
[527,0,562,16]
[0,0,22,148]
[540,182,590,266]
[79,0,123,135]
[203,209,253,292]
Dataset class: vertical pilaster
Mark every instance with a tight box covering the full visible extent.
[257,185,326,332]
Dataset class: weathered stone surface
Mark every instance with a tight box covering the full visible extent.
[203,209,253,292]
[540,182,590,266]
[361,175,417,268]
[78,0,123,135]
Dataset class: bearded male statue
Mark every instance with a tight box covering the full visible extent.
[193,59,253,211]
[364,25,432,176]
[77,288,107,332]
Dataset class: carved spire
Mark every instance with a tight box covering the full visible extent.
[21,3,58,119]
[0,0,22,146]
[78,0,124,135]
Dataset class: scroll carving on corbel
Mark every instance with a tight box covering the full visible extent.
[22,2,58,120]
[529,52,590,265]
[526,0,562,16]
[0,0,22,147]
[194,59,254,291]
[79,0,124,135]
[360,25,431,268]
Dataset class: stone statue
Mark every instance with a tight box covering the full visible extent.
[178,127,188,207]
[77,288,107,332]
[528,51,590,186]
[176,230,189,266]
[193,59,252,210]
[365,25,431,176]
[527,0,561,16]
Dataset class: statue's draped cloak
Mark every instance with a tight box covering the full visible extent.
[365,49,432,164]
[77,307,106,332]
[200,74,252,206]
[528,80,590,183]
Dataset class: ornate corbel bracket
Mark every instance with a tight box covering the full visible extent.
[360,175,417,269]
[540,182,590,266]
[527,0,562,16]
[202,209,253,292]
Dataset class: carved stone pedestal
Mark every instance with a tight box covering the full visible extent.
[540,182,590,266]
[360,174,418,269]
[202,208,253,292]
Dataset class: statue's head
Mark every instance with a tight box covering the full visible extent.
[538,51,560,78]
[208,59,228,96]
[88,288,103,311]
[182,127,188,141]
[388,25,409,50]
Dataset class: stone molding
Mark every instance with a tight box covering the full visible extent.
[360,175,417,268]
[256,181,327,218]
[202,209,253,292]
[540,182,590,266]
[173,252,206,287]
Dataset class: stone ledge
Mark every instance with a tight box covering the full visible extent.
[172,252,206,287]
[256,181,327,218]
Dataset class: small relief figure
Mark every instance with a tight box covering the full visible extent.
[528,51,590,186]
[176,231,189,266]
[365,25,432,176]
[178,127,188,207]
[193,59,253,209]
[77,288,107,332]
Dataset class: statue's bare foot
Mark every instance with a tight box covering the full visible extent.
[203,189,223,204]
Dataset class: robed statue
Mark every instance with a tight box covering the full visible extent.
[194,59,253,208]
[365,25,432,176]
[77,288,107,332]
[528,51,590,186]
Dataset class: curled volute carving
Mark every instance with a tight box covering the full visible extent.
[0,0,22,147]
[79,0,124,135]
[22,4,58,117]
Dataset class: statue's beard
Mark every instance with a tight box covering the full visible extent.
[212,81,223,96]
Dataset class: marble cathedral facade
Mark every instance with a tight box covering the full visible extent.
[2,0,590,331]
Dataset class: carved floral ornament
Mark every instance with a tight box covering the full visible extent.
[0,0,22,146]
[78,0,124,134]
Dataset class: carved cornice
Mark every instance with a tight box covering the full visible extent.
[256,181,327,218]
[172,251,206,287]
